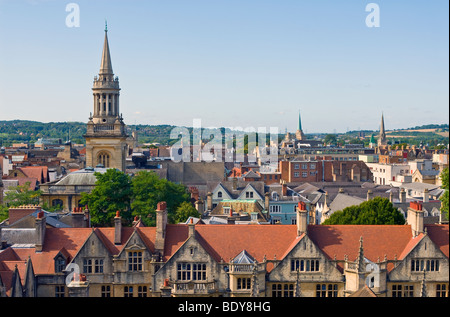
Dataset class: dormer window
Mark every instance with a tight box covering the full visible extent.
[55,256,66,273]
[272,192,278,201]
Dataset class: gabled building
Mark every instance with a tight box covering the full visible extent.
[0,200,448,298]
[205,180,269,223]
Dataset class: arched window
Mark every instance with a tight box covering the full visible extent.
[272,192,279,201]
[217,191,222,198]
[97,151,111,168]
[52,199,64,208]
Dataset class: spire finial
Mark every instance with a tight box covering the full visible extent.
[105,19,108,32]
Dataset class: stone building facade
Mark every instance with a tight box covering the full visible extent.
[0,201,448,297]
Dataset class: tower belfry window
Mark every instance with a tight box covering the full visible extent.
[97,151,110,167]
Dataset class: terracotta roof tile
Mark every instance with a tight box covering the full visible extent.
[425,224,449,258]
[195,224,298,267]
[307,225,414,271]
[163,225,188,261]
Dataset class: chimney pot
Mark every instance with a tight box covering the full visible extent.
[157,201,167,211]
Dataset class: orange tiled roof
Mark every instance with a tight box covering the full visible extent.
[20,166,48,183]
[195,224,299,266]
[0,223,448,277]
[307,225,413,266]
[0,260,28,296]
[425,224,449,258]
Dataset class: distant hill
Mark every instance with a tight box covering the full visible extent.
[0,120,448,148]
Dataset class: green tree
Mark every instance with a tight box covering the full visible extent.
[440,167,449,220]
[0,205,9,222]
[323,197,405,225]
[80,169,132,226]
[173,201,201,224]
[130,170,190,226]
[323,134,337,146]
[4,182,41,207]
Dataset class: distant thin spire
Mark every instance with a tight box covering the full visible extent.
[378,112,386,145]
[298,110,302,131]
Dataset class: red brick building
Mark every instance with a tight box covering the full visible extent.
[279,158,372,183]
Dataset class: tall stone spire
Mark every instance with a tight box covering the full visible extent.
[378,112,387,146]
[99,22,113,75]
[84,23,128,172]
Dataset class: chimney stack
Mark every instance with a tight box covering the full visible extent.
[400,188,406,203]
[72,206,88,228]
[194,199,204,214]
[35,210,46,252]
[206,192,212,211]
[155,201,168,254]
[114,211,122,245]
[367,189,373,201]
[132,215,140,227]
[296,201,308,236]
[423,188,429,203]
[282,182,287,196]
[407,201,424,238]
[264,192,270,211]
[188,218,195,237]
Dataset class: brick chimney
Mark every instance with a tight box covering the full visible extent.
[296,201,308,236]
[282,183,287,196]
[35,210,46,252]
[114,211,122,245]
[72,207,87,228]
[9,205,41,226]
[407,201,424,238]
[155,202,167,255]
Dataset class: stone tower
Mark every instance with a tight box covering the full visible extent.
[84,24,128,171]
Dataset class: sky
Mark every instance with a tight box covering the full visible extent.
[0,0,448,133]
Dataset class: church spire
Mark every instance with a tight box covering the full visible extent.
[378,112,387,146]
[298,110,302,131]
[295,110,305,141]
[99,23,113,75]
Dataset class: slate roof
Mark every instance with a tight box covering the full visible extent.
[328,193,365,212]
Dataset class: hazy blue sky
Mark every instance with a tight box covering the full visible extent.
[0,0,448,133]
